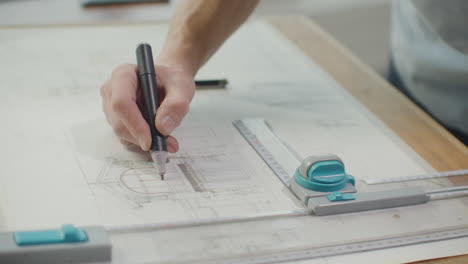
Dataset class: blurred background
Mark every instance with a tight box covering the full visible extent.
[257,0,391,77]
[0,0,391,77]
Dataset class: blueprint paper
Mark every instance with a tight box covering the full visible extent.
[0,20,467,263]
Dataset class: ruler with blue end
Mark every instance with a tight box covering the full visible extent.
[233,119,468,203]
[229,118,468,263]
[233,119,468,186]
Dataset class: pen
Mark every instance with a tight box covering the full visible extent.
[195,79,228,89]
[136,43,167,180]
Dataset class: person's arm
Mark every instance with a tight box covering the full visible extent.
[158,0,259,75]
[100,0,259,153]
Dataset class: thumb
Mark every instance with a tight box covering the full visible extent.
[155,84,193,135]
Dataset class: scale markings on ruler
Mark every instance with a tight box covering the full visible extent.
[231,119,468,263]
[233,120,292,186]
[203,225,468,264]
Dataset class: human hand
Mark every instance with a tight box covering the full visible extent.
[100,63,195,153]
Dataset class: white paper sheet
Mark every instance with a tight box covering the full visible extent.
[0,20,466,263]
[69,115,301,227]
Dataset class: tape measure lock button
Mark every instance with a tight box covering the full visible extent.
[295,155,355,192]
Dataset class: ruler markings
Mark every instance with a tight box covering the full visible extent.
[200,225,468,264]
[229,119,468,264]
[233,119,293,186]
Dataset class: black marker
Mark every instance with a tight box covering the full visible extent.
[195,79,228,89]
[136,43,167,180]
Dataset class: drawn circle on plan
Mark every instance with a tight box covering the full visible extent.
[120,167,169,195]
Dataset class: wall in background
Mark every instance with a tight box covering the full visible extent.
[254,0,392,77]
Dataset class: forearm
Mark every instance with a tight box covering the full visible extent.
[157,0,259,76]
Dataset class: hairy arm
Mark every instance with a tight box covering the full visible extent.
[158,0,259,75]
[101,0,258,152]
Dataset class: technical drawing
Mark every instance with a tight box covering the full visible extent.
[92,150,245,208]
[84,123,300,224]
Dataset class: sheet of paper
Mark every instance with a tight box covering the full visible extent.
[69,114,301,226]
[0,20,466,263]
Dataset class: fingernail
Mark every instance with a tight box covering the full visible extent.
[138,137,148,151]
[161,115,176,134]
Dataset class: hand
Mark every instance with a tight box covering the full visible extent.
[100,63,195,153]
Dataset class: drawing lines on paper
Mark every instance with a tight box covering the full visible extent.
[178,163,205,192]
[83,123,297,223]
[92,151,235,209]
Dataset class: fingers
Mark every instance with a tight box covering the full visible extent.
[101,64,191,154]
[101,64,151,150]
[120,139,133,146]
[166,135,179,153]
[111,64,153,150]
[154,66,195,135]
[121,137,178,154]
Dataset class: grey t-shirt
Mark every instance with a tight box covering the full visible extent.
[391,0,468,134]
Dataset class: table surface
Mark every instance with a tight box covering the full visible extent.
[0,1,467,263]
